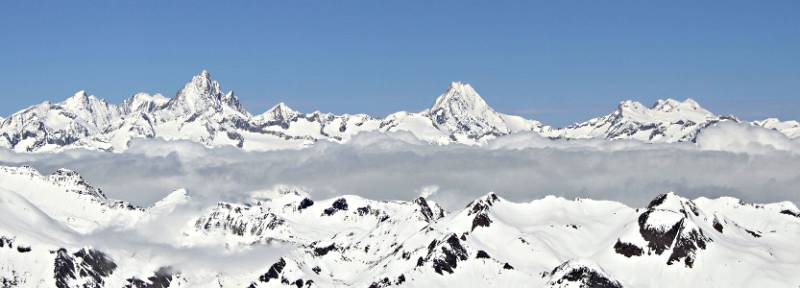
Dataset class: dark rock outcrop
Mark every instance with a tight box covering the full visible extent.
[298,198,314,210]
[125,267,175,288]
[613,239,643,258]
[323,198,348,216]
[547,261,623,288]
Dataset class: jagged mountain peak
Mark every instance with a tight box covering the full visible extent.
[174,69,222,101]
[190,69,217,92]
[430,81,492,114]
[67,90,89,100]
[55,90,121,131]
[163,69,248,116]
[60,90,108,110]
[426,81,511,139]
[268,102,298,116]
[270,102,294,113]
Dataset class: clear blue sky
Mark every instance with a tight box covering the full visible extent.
[1,1,798,126]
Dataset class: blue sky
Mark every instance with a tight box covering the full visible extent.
[1,1,798,126]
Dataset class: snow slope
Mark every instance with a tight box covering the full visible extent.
[547,98,739,142]
[753,118,800,139]
[1,165,798,287]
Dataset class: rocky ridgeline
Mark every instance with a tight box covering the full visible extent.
[1,70,797,153]
[1,166,799,287]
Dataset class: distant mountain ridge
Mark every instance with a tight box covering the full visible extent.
[0,70,796,152]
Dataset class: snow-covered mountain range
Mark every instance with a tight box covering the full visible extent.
[1,165,799,287]
[1,70,796,152]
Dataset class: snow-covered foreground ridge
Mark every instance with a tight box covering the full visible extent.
[1,165,799,287]
[1,70,798,152]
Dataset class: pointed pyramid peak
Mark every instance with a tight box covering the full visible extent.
[427,81,509,138]
[61,90,111,111]
[63,90,90,104]
[187,69,218,90]
[190,69,214,85]
[430,81,490,114]
[257,102,299,123]
[432,81,486,110]
[647,191,693,210]
[73,90,88,98]
[269,102,295,113]
[164,69,244,116]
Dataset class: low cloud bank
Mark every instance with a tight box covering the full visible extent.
[696,122,800,154]
[1,122,798,210]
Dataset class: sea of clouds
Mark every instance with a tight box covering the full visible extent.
[1,122,798,210]
[0,121,798,277]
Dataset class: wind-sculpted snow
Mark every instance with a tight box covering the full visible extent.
[1,70,798,153]
[0,165,798,287]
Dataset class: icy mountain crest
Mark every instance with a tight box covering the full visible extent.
[1,70,797,152]
[427,81,509,139]
[163,70,248,117]
[47,168,107,199]
[253,102,300,128]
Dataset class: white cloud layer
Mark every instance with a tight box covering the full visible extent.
[1,122,798,211]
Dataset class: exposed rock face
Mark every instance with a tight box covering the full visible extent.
[413,197,445,223]
[298,198,314,210]
[613,239,643,258]
[546,260,623,288]
[54,248,118,288]
[323,198,349,216]
[125,267,176,288]
[626,193,713,268]
[424,234,470,275]
[257,258,286,283]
